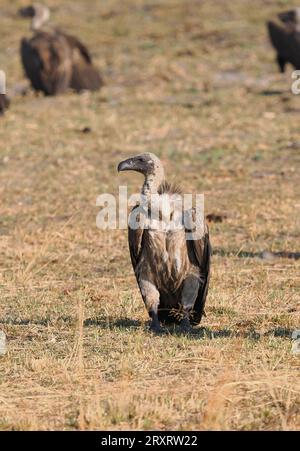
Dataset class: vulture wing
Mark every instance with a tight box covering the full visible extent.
[128,205,145,270]
[21,38,44,93]
[62,33,103,92]
[0,94,9,116]
[20,33,72,95]
[186,211,211,325]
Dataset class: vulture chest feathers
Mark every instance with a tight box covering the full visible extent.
[133,184,192,295]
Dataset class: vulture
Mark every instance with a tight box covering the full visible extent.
[118,153,211,333]
[19,3,103,95]
[267,8,300,72]
[0,94,9,116]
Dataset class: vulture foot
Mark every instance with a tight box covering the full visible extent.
[180,317,192,333]
[148,309,165,334]
[149,316,165,334]
[149,322,165,334]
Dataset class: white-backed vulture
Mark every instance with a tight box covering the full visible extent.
[267,9,300,72]
[118,153,211,333]
[19,4,103,95]
[0,94,9,116]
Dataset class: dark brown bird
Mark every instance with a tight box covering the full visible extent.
[267,8,300,72]
[0,94,9,116]
[19,4,103,95]
[118,153,211,333]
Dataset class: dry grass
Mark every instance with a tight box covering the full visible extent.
[0,0,300,430]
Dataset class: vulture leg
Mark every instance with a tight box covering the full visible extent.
[139,279,163,333]
[180,275,200,332]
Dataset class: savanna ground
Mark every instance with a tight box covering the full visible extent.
[0,0,299,431]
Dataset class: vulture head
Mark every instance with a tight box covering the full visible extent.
[118,153,165,195]
[278,8,300,31]
[118,153,161,176]
[19,3,50,30]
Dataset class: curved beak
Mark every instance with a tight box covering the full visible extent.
[117,157,135,172]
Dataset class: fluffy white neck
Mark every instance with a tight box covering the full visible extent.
[142,166,165,198]
[31,5,50,31]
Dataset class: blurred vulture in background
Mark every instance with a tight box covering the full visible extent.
[0,94,9,116]
[118,153,211,333]
[267,8,300,72]
[19,3,103,95]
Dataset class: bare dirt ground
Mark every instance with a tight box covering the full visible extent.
[0,0,299,430]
